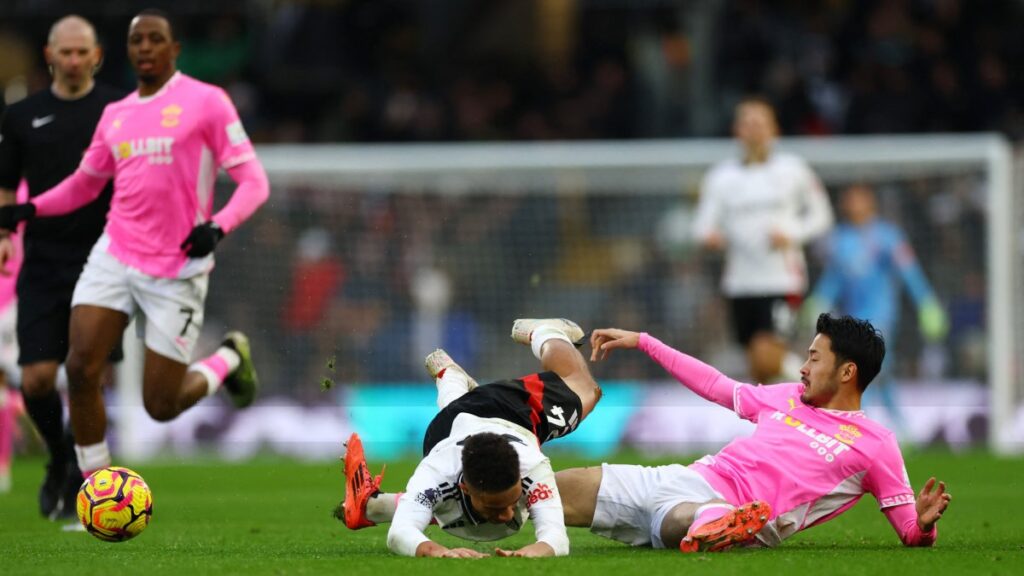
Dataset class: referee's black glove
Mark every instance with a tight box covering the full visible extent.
[180,222,224,257]
[0,203,36,232]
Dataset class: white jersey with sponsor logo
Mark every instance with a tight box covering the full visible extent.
[693,151,833,296]
[387,413,568,556]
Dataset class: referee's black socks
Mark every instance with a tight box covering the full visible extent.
[22,388,66,463]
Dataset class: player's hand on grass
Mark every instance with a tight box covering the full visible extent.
[916,477,951,532]
[440,547,489,559]
[495,542,555,557]
[590,328,641,362]
[0,236,15,276]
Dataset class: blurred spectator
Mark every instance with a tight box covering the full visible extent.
[280,228,345,393]
[3,1,1023,142]
[409,267,480,375]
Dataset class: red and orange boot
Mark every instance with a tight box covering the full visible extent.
[340,432,385,530]
[679,501,771,553]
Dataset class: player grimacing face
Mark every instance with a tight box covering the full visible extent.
[460,482,522,524]
[799,334,845,406]
[46,24,101,93]
[127,15,180,88]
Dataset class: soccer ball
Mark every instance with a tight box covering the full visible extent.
[76,466,153,542]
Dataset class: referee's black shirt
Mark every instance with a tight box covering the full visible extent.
[0,84,124,263]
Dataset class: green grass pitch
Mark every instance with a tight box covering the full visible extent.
[1,451,1021,575]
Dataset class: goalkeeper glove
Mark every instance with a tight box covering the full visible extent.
[918,299,949,342]
[180,222,224,258]
[0,203,36,232]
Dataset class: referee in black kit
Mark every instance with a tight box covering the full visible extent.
[0,15,124,520]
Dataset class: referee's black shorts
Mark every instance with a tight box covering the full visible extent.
[16,257,123,365]
[422,371,583,456]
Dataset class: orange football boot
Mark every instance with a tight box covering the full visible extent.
[341,432,385,530]
[679,500,771,553]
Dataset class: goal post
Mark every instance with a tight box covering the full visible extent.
[255,134,1017,452]
[112,134,1019,457]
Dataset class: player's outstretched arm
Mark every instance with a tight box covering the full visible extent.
[589,328,641,362]
[915,477,951,533]
[593,329,741,410]
[27,168,108,220]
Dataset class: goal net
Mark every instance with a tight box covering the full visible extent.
[114,135,1020,458]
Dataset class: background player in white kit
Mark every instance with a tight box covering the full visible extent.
[339,319,602,558]
[0,9,270,477]
[693,97,833,384]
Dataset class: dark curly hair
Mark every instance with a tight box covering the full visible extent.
[461,432,519,493]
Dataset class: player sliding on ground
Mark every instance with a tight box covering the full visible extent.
[554,314,951,552]
[339,318,602,558]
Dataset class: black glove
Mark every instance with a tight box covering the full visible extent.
[180,222,224,257]
[0,203,36,232]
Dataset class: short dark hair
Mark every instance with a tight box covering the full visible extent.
[737,94,777,112]
[461,433,519,493]
[816,313,885,391]
[135,8,177,40]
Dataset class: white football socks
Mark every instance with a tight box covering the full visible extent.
[367,492,400,524]
[530,327,573,360]
[75,441,112,476]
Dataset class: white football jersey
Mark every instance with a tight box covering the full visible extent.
[387,413,568,556]
[693,150,833,296]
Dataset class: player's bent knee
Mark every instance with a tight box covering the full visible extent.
[143,397,179,422]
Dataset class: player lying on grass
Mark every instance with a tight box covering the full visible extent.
[338,318,602,558]
[554,314,951,552]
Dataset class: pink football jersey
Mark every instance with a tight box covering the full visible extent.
[690,381,917,545]
[79,72,256,278]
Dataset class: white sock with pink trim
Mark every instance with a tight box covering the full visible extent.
[689,503,735,535]
[190,347,241,396]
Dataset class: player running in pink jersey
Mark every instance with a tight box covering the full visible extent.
[555,314,951,552]
[0,9,269,477]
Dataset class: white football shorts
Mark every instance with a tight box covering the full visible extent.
[72,238,209,364]
[591,463,724,549]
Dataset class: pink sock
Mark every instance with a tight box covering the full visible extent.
[689,503,735,535]
[191,354,232,396]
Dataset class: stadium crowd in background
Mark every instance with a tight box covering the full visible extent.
[1,0,1023,143]
[0,1,998,407]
